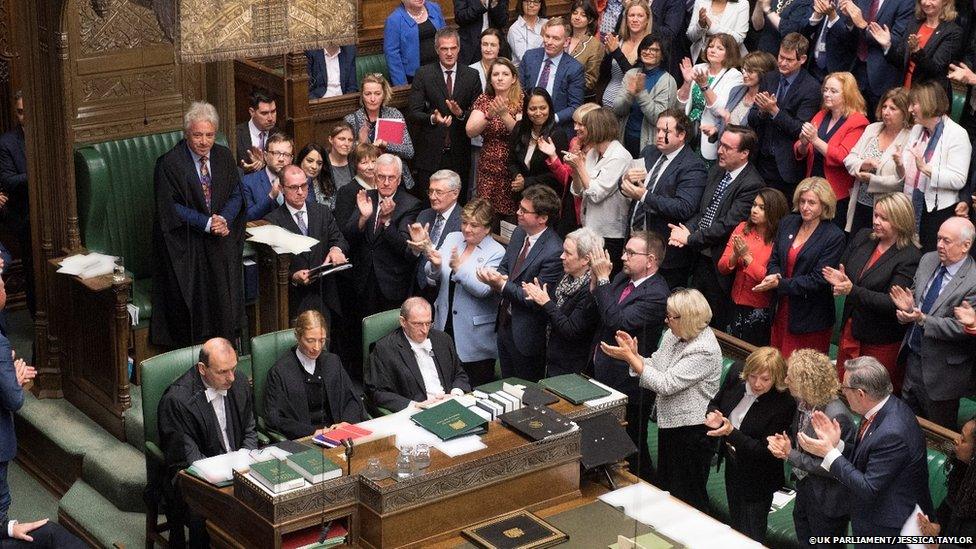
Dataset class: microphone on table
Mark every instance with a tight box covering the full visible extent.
[342,438,355,477]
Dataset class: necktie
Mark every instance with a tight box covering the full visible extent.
[537,59,553,91]
[700,172,734,229]
[444,70,454,98]
[294,210,308,236]
[258,131,267,152]
[646,154,668,194]
[909,265,946,351]
[430,214,445,247]
[857,0,880,61]
[498,238,532,327]
[512,237,532,276]
[856,414,875,443]
[618,282,635,304]
[631,155,668,229]
[775,76,789,101]
[199,156,212,211]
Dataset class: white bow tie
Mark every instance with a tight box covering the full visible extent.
[205,387,227,402]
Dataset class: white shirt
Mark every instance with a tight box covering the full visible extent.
[631,273,654,288]
[248,119,266,151]
[201,378,232,453]
[408,337,445,397]
[821,395,890,470]
[295,348,317,376]
[266,167,284,205]
[641,145,685,200]
[729,383,758,429]
[285,202,309,234]
[507,16,547,65]
[810,12,841,60]
[323,48,343,98]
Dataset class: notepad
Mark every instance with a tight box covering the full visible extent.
[375,118,406,145]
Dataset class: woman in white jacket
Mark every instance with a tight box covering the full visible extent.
[687,0,749,62]
[677,33,743,162]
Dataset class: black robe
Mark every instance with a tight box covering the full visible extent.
[150,140,245,348]
[263,349,367,439]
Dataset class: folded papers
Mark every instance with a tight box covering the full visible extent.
[246,224,319,254]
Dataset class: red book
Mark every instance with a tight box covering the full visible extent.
[312,423,373,448]
[281,521,348,549]
[375,118,406,145]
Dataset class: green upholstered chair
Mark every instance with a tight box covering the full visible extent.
[958,397,976,430]
[929,447,950,509]
[355,54,391,88]
[951,90,966,123]
[828,295,846,360]
[362,309,401,416]
[250,329,297,444]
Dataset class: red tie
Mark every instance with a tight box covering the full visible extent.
[857,414,874,442]
[618,282,635,304]
[857,0,880,61]
[512,238,531,275]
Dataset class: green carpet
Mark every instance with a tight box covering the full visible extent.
[7,460,59,523]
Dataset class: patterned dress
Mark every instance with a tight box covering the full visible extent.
[474,92,523,215]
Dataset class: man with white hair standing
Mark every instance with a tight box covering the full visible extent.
[151,101,245,348]
[890,216,976,429]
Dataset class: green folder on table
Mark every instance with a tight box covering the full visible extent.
[539,374,611,405]
[411,399,488,441]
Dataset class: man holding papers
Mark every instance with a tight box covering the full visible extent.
[366,298,471,412]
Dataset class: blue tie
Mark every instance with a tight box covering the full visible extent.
[776,77,790,101]
[909,266,946,351]
[700,172,734,229]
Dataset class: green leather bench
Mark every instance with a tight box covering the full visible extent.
[250,329,297,444]
[355,53,391,88]
[951,89,967,123]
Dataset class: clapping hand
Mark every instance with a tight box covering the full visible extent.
[799,122,818,144]
[705,411,733,437]
[767,432,792,459]
[589,249,614,280]
[813,0,835,16]
[445,99,463,117]
[407,222,432,253]
[537,136,557,159]
[448,246,462,272]
[680,57,696,84]
[891,285,923,323]
[866,22,892,49]
[432,110,453,127]
[948,62,976,86]
[604,32,620,52]
[754,91,779,115]
[692,66,709,88]
[956,201,970,218]
[358,122,371,144]
[599,330,644,374]
[620,178,646,201]
[14,358,35,387]
[521,277,551,305]
[427,247,443,268]
[377,196,396,223]
[822,264,853,296]
[839,0,866,28]
[356,190,374,219]
[797,411,842,457]
[325,247,347,265]
[490,95,509,117]
[731,234,752,265]
[907,33,920,54]
[563,150,586,172]
[752,273,781,292]
[667,223,691,247]
[241,147,265,172]
[954,300,976,329]
[476,267,508,291]
[627,72,646,96]
[918,513,941,548]
[698,7,711,28]
[511,173,525,192]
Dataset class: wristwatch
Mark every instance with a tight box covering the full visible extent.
[598,278,611,286]
[700,84,710,92]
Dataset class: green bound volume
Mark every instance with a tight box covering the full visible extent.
[539,374,611,405]
[475,377,540,394]
[249,459,306,493]
[285,448,342,483]
[411,399,488,441]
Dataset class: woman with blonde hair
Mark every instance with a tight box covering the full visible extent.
[794,72,869,230]
[823,192,921,392]
[345,73,416,191]
[598,0,652,108]
[600,288,722,512]
[754,177,845,357]
[768,349,855,546]
[705,346,794,541]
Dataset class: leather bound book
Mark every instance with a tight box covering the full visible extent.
[499,405,573,442]
[461,510,569,549]
[577,412,637,470]
[410,399,489,441]
[539,374,611,405]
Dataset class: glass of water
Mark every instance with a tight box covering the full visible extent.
[112,256,125,283]
[413,443,431,469]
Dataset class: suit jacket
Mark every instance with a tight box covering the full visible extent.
[333,178,370,236]
[708,361,795,501]
[263,349,367,439]
[638,327,722,429]
[786,398,856,519]
[157,366,258,476]
[518,49,585,131]
[748,69,822,185]
[406,62,482,172]
[540,279,599,377]
[497,226,565,356]
[507,125,570,197]
[904,252,976,400]
[631,143,708,271]
[767,214,846,334]
[0,334,22,463]
[828,395,933,534]
[834,0,915,94]
[415,204,462,290]
[234,121,279,171]
[243,169,315,221]
[454,0,508,65]
[888,20,961,98]
[804,13,856,76]
[756,0,813,54]
[0,126,28,235]
[592,272,669,398]
[428,231,504,362]
[305,46,359,99]
[383,2,447,85]
[265,202,348,318]
[366,328,471,411]
[795,110,869,200]
[839,228,921,344]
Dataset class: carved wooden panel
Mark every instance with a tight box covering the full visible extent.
[77,0,168,55]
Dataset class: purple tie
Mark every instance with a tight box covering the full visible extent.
[537,59,553,90]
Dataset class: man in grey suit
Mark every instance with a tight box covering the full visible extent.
[890,216,976,429]
[409,169,463,298]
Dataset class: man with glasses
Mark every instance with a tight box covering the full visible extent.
[242,131,299,221]
[747,33,820,201]
[477,185,564,382]
[409,170,463,300]
[590,230,669,482]
[366,297,470,412]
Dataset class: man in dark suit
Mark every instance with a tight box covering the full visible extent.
[477,186,564,382]
[454,0,508,65]
[157,337,258,548]
[407,26,482,199]
[242,131,294,221]
[410,169,463,298]
[799,356,932,539]
[518,17,585,134]
[649,0,686,78]
[948,36,976,140]
[265,165,348,322]
[234,89,278,174]
[591,229,669,482]
[305,45,358,99]
[0,91,33,316]
[891,217,976,429]
[747,32,821,200]
[668,125,764,331]
[366,297,471,412]
[806,0,855,81]
[621,109,707,290]
[151,101,245,349]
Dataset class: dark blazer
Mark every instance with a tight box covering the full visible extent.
[333,179,368,232]
[263,349,367,439]
[828,395,933,535]
[366,328,471,411]
[786,398,856,520]
[708,361,795,501]
[0,334,22,463]
[756,0,814,54]
[631,143,708,271]
[804,14,856,75]
[497,226,565,356]
[454,0,508,65]
[519,49,585,131]
[415,203,462,290]
[0,126,28,235]
[157,366,258,475]
[540,282,599,376]
[886,20,962,99]
[650,0,686,64]
[242,169,315,221]
[305,46,359,99]
[265,201,349,318]
[767,214,845,334]
[839,228,921,344]
[834,0,916,95]
[342,187,423,303]
[507,125,569,196]
[234,121,279,171]
[592,272,669,397]
[748,69,822,185]
[406,62,483,172]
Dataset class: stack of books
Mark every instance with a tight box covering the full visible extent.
[471,383,526,421]
[248,449,343,493]
[285,448,343,483]
[282,522,349,549]
[311,423,372,448]
[499,405,574,442]
[539,374,611,405]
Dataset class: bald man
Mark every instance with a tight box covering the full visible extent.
[891,217,976,429]
[156,338,257,547]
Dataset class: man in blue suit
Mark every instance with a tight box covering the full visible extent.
[305,45,358,100]
[242,132,296,221]
[518,17,585,134]
[477,186,564,382]
[411,170,463,297]
[799,356,933,540]
[805,0,855,81]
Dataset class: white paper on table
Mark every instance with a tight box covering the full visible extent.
[191,449,253,483]
[249,446,292,462]
[632,497,690,527]
[502,382,525,401]
[658,514,731,546]
[688,530,763,549]
[246,224,319,254]
[57,252,116,278]
[598,482,669,521]
[434,435,488,457]
[771,489,796,509]
[900,504,926,549]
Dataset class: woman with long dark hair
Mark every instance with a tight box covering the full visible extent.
[506,88,569,216]
[294,143,335,210]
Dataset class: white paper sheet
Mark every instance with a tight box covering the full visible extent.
[57,252,117,279]
[585,378,628,408]
[191,449,253,483]
[246,224,319,254]
[597,481,669,519]
[434,435,488,457]
[900,504,926,549]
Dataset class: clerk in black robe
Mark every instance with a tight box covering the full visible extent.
[264,310,367,440]
[150,102,245,348]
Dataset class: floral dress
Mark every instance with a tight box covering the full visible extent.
[474,92,523,215]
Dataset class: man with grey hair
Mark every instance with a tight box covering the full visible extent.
[410,169,462,297]
[151,101,245,348]
[890,216,976,429]
[798,356,932,540]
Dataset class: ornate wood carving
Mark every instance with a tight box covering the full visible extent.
[77,0,167,54]
[234,471,359,523]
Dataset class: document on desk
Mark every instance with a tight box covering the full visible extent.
[433,435,487,457]
[246,224,319,254]
[57,252,116,279]
[598,483,670,521]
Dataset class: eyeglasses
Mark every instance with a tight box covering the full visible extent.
[665,313,681,320]
[267,151,294,159]
[376,174,399,182]
[284,184,308,191]
[429,187,457,197]
[622,248,651,256]
[517,207,537,215]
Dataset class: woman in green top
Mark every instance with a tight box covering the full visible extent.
[676,33,742,164]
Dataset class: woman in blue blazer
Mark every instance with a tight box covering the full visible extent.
[754,177,845,358]
[423,198,504,385]
[383,0,447,85]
